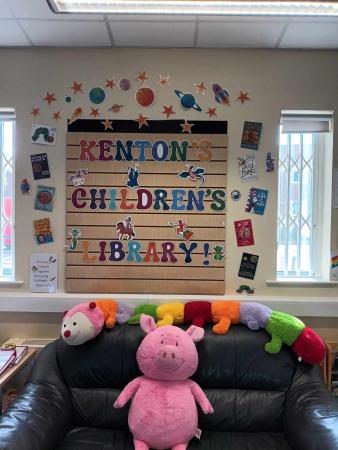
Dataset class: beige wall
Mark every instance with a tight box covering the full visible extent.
[0,48,337,340]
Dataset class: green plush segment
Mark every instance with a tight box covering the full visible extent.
[265,311,305,350]
[127,304,158,324]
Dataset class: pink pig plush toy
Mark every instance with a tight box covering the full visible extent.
[114,314,214,450]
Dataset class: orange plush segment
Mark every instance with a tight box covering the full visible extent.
[156,303,185,327]
[95,300,118,328]
[211,301,241,335]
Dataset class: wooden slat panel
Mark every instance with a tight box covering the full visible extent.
[66,278,225,294]
[67,159,227,174]
[67,212,225,227]
[67,265,224,280]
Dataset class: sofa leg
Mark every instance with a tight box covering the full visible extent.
[133,439,149,450]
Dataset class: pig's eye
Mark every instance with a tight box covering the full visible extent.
[73,322,77,326]
[161,340,164,344]
[176,342,178,347]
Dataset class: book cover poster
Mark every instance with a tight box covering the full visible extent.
[241,121,262,150]
[31,153,50,180]
[245,187,269,215]
[34,185,55,212]
[33,218,54,245]
[31,124,56,145]
[238,154,258,183]
[234,219,254,247]
[29,253,57,292]
[238,252,259,280]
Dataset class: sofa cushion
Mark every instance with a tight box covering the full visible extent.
[55,427,293,450]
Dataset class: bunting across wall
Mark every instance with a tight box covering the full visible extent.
[66,119,227,294]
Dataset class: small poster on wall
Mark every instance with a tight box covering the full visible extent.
[238,252,259,279]
[30,153,50,180]
[33,218,54,244]
[245,187,268,215]
[29,253,57,292]
[31,124,56,145]
[240,121,262,150]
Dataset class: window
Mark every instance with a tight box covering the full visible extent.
[277,111,333,279]
[0,109,15,280]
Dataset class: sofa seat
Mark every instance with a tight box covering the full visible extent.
[55,427,292,450]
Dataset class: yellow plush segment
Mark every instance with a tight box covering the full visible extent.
[156,303,185,327]
[95,299,118,329]
[211,301,241,335]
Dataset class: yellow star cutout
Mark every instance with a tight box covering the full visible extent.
[101,119,113,131]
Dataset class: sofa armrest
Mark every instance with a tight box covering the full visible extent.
[0,380,72,450]
[284,365,338,450]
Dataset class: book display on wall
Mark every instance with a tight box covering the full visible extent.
[66,119,227,294]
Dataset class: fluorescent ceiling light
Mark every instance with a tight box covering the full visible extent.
[47,0,338,16]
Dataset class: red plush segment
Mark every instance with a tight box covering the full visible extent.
[292,326,326,365]
[184,301,212,328]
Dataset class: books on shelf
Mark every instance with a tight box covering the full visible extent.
[0,350,16,375]
[13,346,28,365]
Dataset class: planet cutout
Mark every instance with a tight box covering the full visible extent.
[110,104,124,113]
[174,90,201,111]
[89,87,105,104]
[135,87,155,108]
[119,79,131,91]
[65,96,72,103]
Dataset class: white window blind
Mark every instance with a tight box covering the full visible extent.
[281,111,333,133]
[0,109,16,121]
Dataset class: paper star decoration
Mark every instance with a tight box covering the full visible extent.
[31,107,40,117]
[162,105,175,119]
[101,119,113,131]
[194,81,207,95]
[70,81,83,94]
[206,107,217,118]
[159,75,170,87]
[43,92,57,106]
[134,114,149,129]
[90,107,100,117]
[136,71,149,85]
[52,111,61,121]
[180,120,194,134]
[237,90,250,104]
[106,79,116,89]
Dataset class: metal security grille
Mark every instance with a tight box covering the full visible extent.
[277,132,318,278]
[0,115,15,279]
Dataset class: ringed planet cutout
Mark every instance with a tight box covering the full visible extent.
[135,87,155,107]
[89,87,105,104]
[110,104,124,113]
[174,90,201,111]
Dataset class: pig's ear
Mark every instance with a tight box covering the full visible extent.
[186,325,204,342]
[140,314,157,334]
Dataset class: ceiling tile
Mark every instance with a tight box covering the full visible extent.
[110,21,195,47]
[6,0,104,20]
[197,21,284,47]
[280,22,338,48]
[20,20,111,46]
[108,14,197,21]
[0,21,30,46]
[0,2,14,18]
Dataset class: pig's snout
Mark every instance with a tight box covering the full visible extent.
[63,330,71,338]
[154,345,182,372]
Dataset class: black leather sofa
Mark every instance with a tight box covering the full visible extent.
[0,324,337,450]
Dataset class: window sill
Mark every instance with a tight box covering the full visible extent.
[0,280,24,288]
[266,279,338,287]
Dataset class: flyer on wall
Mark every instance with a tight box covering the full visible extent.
[29,253,58,292]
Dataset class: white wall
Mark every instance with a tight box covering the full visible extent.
[0,47,337,299]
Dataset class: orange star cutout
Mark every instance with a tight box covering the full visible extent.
[70,81,83,94]
[194,81,207,95]
[206,107,217,118]
[162,105,175,119]
[159,75,170,87]
[52,111,61,121]
[136,71,149,85]
[237,90,250,104]
[31,107,40,117]
[134,114,149,129]
[106,79,116,89]
[101,119,113,131]
[43,92,57,106]
[90,107,100,117]
[180,120,194,134]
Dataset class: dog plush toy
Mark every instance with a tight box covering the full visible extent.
[114,314,214,450]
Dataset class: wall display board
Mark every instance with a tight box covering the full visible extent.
[66,119,227,294]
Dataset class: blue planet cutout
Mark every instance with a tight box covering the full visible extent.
[65,96,72,103]
[175,90,201,111]
[89,87,105,104]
